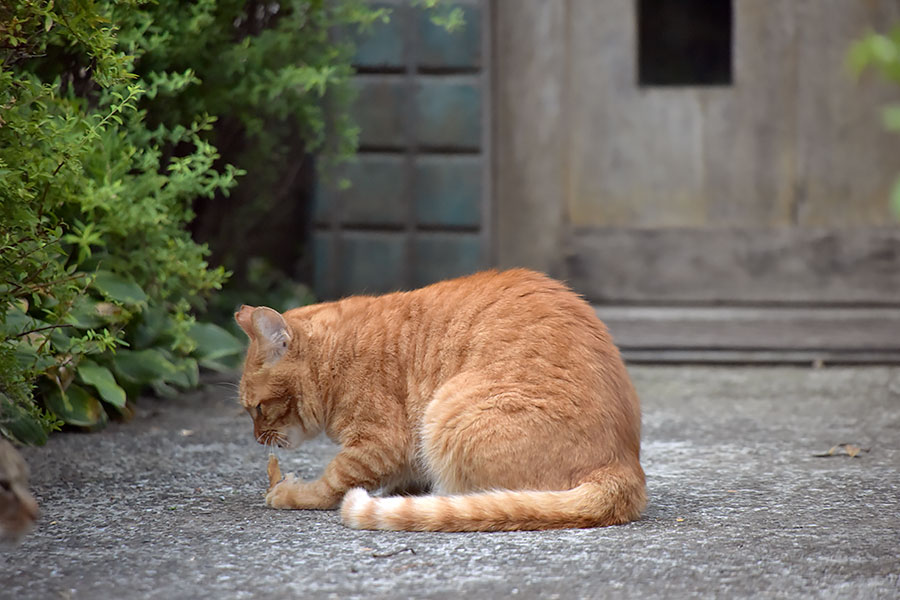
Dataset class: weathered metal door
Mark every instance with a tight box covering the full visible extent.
[494,0,900,362]
[314,0,491,299]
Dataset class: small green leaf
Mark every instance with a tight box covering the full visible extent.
[43,384,107,428]
[77,360,127,408]
[91,270,148,305]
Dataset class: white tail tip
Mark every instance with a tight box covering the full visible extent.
[341,487,373,529]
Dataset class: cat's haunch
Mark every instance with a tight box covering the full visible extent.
[235,269,645,531]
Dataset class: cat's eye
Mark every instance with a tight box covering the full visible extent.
[255,405,263,418]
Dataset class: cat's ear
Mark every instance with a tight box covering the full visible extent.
[250,307,292,364]
[234,305,256,337]
[235,305,292,364]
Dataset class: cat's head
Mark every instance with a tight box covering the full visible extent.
[234,305,315,449]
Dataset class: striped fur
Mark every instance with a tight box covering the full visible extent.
[235,269,646,531]
[341,464,645,532]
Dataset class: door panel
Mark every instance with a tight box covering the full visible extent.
[494,0,900,361]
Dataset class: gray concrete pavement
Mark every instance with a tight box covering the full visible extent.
[1,366,898,599]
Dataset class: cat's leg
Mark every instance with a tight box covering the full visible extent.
[266,437,409,510]
[381,478,431,497]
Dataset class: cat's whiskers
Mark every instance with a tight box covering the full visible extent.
[213,381,241,404]
[255,429,289,449]
[272,431,289,449]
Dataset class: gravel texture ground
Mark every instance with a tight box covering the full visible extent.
[2,366,898,599]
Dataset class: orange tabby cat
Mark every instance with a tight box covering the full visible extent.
[235,269,645,531]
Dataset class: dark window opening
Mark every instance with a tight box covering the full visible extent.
[638,0,733,86]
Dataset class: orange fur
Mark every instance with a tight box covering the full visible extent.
[236,269,645,531]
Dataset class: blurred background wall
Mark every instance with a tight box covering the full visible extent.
[496,1,900,302]
[315,0,900,363]
[313,0,490,298]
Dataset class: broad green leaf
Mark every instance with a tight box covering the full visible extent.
[199,353,244,372]
[3,303,45,336]
[77,359,127,408]
[49,325,76,352]
[189,322,245,362]
[43,384,107,428]
[151,380,180,399]
[131,307,169,349]
[11,338,56,372]
[92,270,148,305]
[66,296,124,329]
[165,356,199,389]
[0,394,48,446]
[184,357,200,387]
[112,348,178,384]
[2,415,49,446]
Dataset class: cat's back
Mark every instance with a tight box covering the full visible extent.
[412,268,583,311]
[375,269,623,387]
[293,269,592,325]
[412,268,608,343]
[290,269,616,367]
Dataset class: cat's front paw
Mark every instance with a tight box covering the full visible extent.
[265,473,303,509]
[265,474,338,510]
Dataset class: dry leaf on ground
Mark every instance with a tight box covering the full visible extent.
[267,453,282,490]
[812,443,870,458]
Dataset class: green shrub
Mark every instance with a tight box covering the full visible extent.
[121,0,463,294]
[1,0,461,445]
[0,1,240,444]
[122,0,389,309]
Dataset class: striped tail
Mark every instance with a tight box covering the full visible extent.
[340,467,645,532]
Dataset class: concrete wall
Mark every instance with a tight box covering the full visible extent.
[494,0,900,303]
